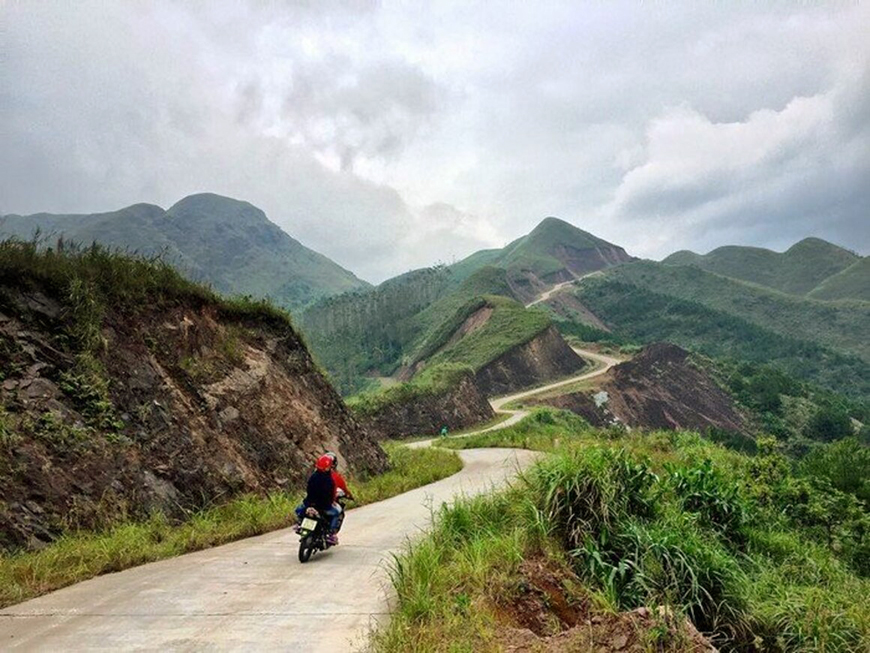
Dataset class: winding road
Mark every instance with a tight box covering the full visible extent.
[1,350,618,650]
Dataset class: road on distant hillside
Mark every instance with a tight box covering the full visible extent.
[0,348,618,650]
[525,277,579,307]
[410,346,620,450]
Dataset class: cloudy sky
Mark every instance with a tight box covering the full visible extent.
[2,1,868,282]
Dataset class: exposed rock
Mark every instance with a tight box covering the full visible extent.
[16,292,62,320]
[496,557,717,652]
[529,343,750,439]
[357,372,495,440]
[0,284,388,551]
[140,470,180,513]
[475,326,585,396]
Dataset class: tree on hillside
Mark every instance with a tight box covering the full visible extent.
[805,406,854,442]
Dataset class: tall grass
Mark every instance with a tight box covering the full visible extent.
[377,422,870,652]
[0,238,292,333]
[0,443,461,608]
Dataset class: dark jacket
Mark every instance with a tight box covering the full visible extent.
[304,470,336,512]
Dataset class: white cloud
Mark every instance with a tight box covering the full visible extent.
[1,0,868,281]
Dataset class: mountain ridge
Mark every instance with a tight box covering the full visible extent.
[663,237,862,298]
[449,216,634,301]
[0,193,369,310]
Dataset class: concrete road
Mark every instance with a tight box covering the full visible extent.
[1,334,618,651]
[0,448,538,652]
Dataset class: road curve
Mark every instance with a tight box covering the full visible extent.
[410,346,620,449]
[0,449,538,652]
[0,340,617,651]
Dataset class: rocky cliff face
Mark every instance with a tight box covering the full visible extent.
[0,281,386,551]
[530,343,749,437]
[357,372,494,440]
[475,326,585,396]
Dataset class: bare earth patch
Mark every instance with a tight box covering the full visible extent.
[496,559,716,653]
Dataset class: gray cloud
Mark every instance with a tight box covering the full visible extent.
[1,1,867,282]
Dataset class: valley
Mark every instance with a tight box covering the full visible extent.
[0,203,867,652]
[5,5,869,650]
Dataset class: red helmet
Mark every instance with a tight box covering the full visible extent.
[315,454,333,472]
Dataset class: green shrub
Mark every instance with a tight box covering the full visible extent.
[800,438,870,504]
[667,459,749,543]
[805,405,855,441]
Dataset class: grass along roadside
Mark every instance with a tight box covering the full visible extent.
[0,443,461,609]
[435,407,600,452]
[376,417,870,652]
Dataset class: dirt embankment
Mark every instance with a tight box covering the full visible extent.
[357,372,495,440]
[475,326,586,396]
[507,244,634,304]
[529,343,749,436]
[0,289,387,551]
[497,558,716,652]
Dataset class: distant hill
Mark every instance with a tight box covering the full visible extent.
[299,265,519,394]
[807,258,870,302]
[299,215,629,395]
[450,217,634,301]
[663,238,860,297]
[595,261,869,362]
[570,275,869,399]
[0,193,369,309]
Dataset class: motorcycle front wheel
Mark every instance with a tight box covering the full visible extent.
[298,534,315,563]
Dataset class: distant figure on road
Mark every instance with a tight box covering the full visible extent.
[440,425,449,437]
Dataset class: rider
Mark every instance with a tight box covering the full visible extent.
[323,451,354,538]
[295,454,342,544]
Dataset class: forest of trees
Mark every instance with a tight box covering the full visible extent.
[299,265,454,394]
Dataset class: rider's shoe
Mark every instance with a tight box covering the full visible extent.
[326,533,339,546]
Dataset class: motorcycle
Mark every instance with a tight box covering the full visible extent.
[296,490,347,563]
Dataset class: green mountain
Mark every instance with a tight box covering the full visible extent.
[450,217,634,301]
[807,258,870,302]
[663,238,859,297]
[572,275,869,399]
[593,261,869,361]
[299,264,520,394]
[0,193,369,309]
[299,215,632,395]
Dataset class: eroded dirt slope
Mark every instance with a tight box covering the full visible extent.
[475,326,586,396]
[529,343,749,436]
[357,371,495,440]
[0,286,386,551]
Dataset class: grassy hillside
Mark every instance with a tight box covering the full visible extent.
[663,238,859,296]
[346,363,474,416]
[602,261,869,362]
[299,265,506,395]
[808,257,870,302]
[573,278,870,399]
[408,266,517,346]
[377,412,870,651]
[448,217,633,300]
[419,295,551,372]
[0,193,369,310]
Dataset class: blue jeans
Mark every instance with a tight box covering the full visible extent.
[295,503,342,531]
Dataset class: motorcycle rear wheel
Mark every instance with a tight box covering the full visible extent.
[298,535,315,563]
